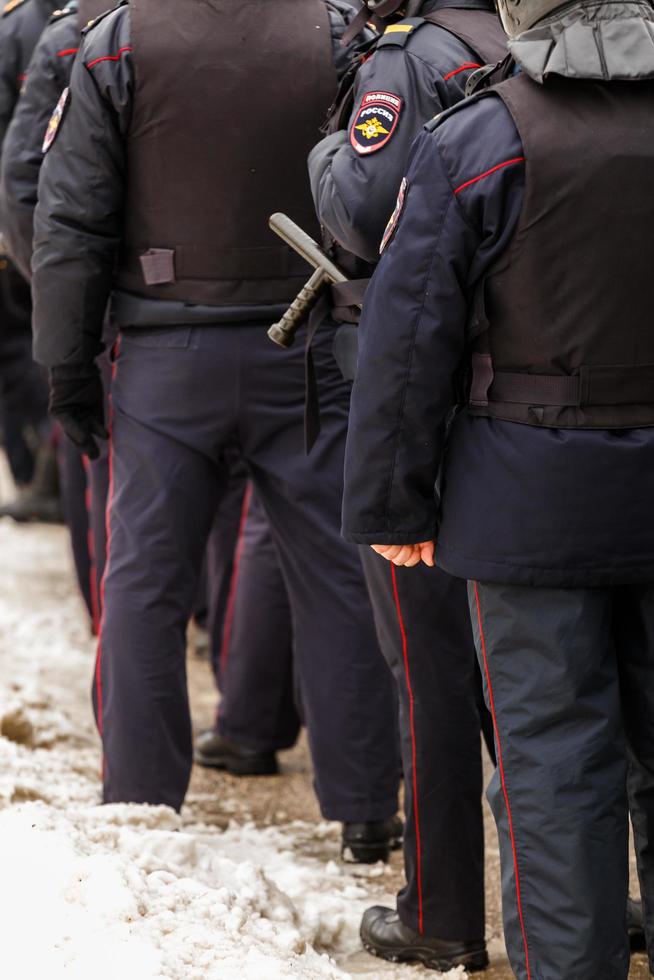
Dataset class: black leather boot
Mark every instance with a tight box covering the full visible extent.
[341,815,403,864]
[628,896,647,953]
[194,730,278,776]
[361,906,489,972]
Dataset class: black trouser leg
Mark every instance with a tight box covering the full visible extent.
[615,584,654,973]
[361,548,485,941]
[470,582,630,980]
[217,490,300,753]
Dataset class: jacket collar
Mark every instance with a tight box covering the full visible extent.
[511,0,654,83]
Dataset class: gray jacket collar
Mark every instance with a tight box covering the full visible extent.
[511,1,654,83]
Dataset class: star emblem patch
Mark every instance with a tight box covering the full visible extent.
[350,91,403,155]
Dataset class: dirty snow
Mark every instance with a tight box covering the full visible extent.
[0,517,467,980]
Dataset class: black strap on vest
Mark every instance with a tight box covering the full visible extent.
[423,9,507,67]
[470,354,654,410]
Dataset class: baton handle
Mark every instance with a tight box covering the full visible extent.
[268,268,327,348]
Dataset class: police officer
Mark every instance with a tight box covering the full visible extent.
[0,1,304,775]
[0,0,60,521]
[342,0,654,976]
[31,0,401,861]
[309,0,503,969]
[0,0,114,625]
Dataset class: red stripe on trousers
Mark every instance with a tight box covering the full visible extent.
[391,563,424,935]
[473,582,532,979]
[83,455,100,635]
[218,482,253,674]
[95,339,120,760]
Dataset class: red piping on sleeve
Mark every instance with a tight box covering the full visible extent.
[454,157,525,195]
[443,61,481,81]
[391,564,424,935]
[57,47,79,58]
[218,483,253,676]
[474,582,532,979]
[86,46,132,69]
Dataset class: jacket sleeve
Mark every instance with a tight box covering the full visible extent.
[32,6,132,367]
[0,18,22,164]
[308,36,447,263]
[342,96,525,543]
[0,20,74,280]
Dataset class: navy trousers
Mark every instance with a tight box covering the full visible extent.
[469,581,654,980]
[361,548,487,942]
[97,321,398,818]
[216,487,300,752]
[0,262,48,484]
[205,447,247,678]
[59,437,93,622]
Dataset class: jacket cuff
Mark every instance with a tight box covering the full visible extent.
[341,525,438,545]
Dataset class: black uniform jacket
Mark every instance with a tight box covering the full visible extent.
[0,5,78,279]
[342,87,654,588]
[309,0,498,263]
[0,0,58,163]
[31,0,361,367]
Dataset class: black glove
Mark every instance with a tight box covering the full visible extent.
[49,362,108,461]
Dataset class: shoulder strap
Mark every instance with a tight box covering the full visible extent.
[49,4,77,24]
[376,17,429,48]
[2,0,27,17]
[81,0,125,35]
[423,9,506,67]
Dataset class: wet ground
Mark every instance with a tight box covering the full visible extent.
[187,642,651,979]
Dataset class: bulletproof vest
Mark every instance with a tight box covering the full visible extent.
[422,8,506,66]
[469,72,654,429]
[117,0,337,307]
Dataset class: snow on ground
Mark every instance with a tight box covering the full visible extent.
[0,518,467,980]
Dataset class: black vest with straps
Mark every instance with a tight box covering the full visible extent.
[116,0,337,307]
[469,71,654,429]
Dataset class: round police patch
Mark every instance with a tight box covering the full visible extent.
[42,86,70,154]
[350,91,403,156]
[380,177,408,254]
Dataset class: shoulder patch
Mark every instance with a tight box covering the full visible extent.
[350,91,403,156]
[380,176,408,254]
[42,85,70,153]
[2,0,26,16]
